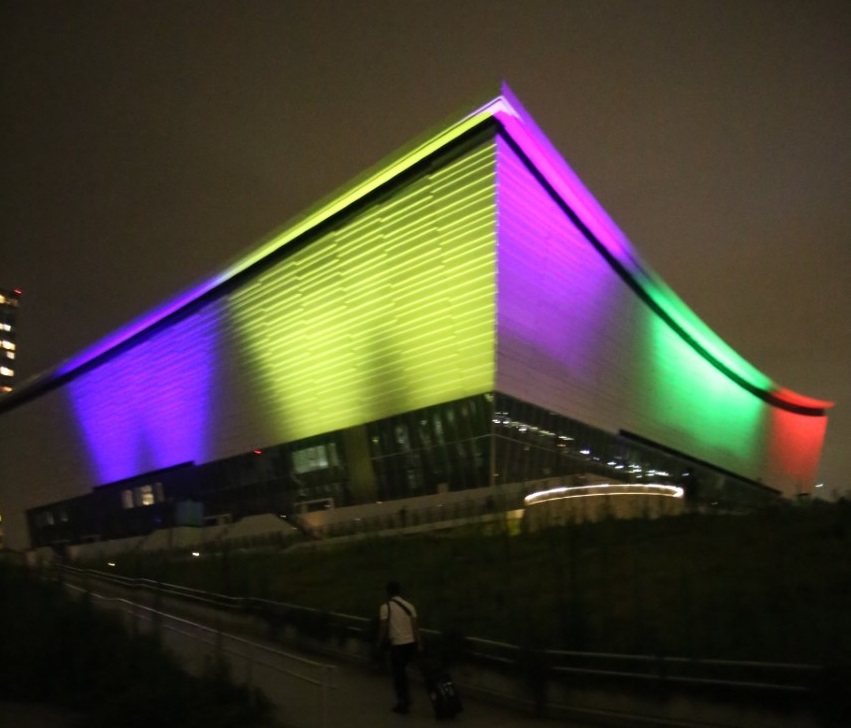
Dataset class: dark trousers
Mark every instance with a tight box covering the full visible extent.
[389,642,417,705]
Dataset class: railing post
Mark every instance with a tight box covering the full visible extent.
[246,639,255,706]
[319,664,333,728]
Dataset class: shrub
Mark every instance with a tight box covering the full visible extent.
[0,560,273,727]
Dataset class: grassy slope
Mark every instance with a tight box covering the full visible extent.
[116,501,851,665]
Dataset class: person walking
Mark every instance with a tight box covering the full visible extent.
[377,580,423,714]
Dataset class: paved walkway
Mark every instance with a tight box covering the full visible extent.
[0,701,79,728]
[69,576,594,728]
[315,658,562,728]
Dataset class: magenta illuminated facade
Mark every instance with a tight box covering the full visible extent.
[490,89,830,494]
[0,84,831,551]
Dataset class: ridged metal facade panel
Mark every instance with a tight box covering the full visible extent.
[0,142,497,549]
[494,135,826,495]
[224,142,497,447]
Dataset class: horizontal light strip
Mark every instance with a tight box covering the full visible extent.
[524,483,685,506]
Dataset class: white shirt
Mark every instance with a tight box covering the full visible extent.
[380,597,417,645]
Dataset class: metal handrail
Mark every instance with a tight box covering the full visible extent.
[66,565,246,609]
[66,582,336,728]
[466,637,822,694]
[59,564,823,697]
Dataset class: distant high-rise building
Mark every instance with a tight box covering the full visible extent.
[0,287,20,393]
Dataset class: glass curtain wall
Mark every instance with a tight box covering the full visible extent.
[366,395,492,500]
[492,393,777,508]
[27,392,779,548]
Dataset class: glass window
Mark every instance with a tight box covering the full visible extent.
[135,484,155,507]
[433,413,445,444]
[293,444,330,473]
[327,442,340,468]
[395,424,410,451]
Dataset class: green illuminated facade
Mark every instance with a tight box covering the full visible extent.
[228,142,497,445]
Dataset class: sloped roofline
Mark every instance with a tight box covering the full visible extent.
[1,83,832,416]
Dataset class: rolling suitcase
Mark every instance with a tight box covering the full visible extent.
[423,663,463,720]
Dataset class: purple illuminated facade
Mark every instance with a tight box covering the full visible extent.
[0,85,831,552]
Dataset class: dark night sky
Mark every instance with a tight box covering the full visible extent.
[1,1,848,495]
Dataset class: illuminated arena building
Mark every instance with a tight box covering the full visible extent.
[0,86,832,552]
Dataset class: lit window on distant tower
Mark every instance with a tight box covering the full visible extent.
[0,288,21,394]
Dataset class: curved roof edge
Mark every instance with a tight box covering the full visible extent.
[490,83,832,416]
[1,83,832,417]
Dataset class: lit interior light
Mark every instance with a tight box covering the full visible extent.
[191,551,201,557]
[524,483,685,506]
[107,562,116,567]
